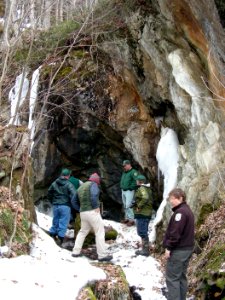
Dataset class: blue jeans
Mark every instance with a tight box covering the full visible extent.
[49,205,71,238]
[136,218,150,239]
[122,190,134,220]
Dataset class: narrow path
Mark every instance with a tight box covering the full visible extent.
[36,211,166,299]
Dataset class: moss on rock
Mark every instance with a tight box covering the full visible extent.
[189,204,225,299]
[92,263,131,300]
[74,213,118,248]
[105,228,118,240]
[0,156,12,175]
[201,244,225,275]
[197,203,215,226]
[0,190,32,256]
[77,263,131,300]
[76,286,97,300]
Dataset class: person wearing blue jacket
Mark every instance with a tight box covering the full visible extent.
[47,168,76,245]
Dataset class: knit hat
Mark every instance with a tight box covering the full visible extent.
[122,160,131,166]
[136,174,146,182]
[61,168,71,176]
[89,173,100,185]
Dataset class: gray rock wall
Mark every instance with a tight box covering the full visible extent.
[1,0,225,225]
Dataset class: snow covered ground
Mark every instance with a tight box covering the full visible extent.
[0,211,166,300]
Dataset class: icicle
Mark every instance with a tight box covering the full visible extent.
[149,127,179,243]
[8,70,29,126]
[28,67,41,137]
[28,66,41,155]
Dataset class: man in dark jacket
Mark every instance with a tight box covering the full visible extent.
[120,160,139,226]
[71,173,113,262]
[48,168,76,245]
[133,174,153,256]
[163,188,195,300]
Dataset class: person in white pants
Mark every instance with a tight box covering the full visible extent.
[71,173,113,262]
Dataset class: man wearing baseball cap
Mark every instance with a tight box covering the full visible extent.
[120,160,139,226]
[47,168,76,246]
[133,174,153,256]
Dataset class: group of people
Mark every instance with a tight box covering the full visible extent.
[120,160,195,300]
[120,160,153,256]
[47,160,195,300]
[47,169,112,262]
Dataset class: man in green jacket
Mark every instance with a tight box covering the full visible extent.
[133,174,153,256]
[120,160,139,226]
[69,175,83,190]
[48,168,77,245]
[69,174,83,224]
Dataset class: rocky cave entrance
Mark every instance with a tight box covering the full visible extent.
[32,96,186,222]
[33,116,146,221]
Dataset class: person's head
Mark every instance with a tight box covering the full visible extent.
[88,173,101,185]
[136,174,146,185]
[61,168,71,178]
[168,188,186,208]
[122,160,132,171]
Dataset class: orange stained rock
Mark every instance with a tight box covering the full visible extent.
[168,0,225,113]
[168,0,208,55]
[108,73,156,131]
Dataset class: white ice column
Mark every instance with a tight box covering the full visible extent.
[149,127,179,243]
[28,67,41,140]
[8,71,29,126]
[28,67,41,154]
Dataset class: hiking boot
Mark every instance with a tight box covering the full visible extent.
[135,238,150,256]
[161,287,168,298]
[48,233,59,243]
[56,236,65,246]
[71,253,82,258]
[48,232,57,239]
[121,219,129,224]
[126,220,135,226]
[135,249,149,256]
[98,255,113,262]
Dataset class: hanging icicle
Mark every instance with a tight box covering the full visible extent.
[149,127,179,243]
[28,66,41,155]
[8,70,29,126]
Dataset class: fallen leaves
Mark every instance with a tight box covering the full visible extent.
[188,205,225,297]
[0,186,31,257]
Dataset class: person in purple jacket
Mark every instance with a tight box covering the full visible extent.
[163,188,195,300]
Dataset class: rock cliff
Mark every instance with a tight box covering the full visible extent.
[0,0,225,297]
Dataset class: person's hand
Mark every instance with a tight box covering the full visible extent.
[165,249,171,259]
[95,208,100,213]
